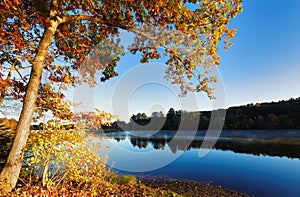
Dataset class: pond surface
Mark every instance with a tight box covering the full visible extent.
[96,130,300,196]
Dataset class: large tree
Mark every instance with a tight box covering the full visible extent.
[0,0,242,192]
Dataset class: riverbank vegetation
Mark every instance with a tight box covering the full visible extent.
[0,124,182,196]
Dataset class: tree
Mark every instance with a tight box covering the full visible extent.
[0,0,242,192]
[130,114,137,122]
[167,108,176,119]
[136,112,147,120]
[136,113,142,120]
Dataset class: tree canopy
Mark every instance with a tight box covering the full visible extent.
[0,0,242,193]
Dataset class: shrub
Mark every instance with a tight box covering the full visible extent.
[20,124,112,194]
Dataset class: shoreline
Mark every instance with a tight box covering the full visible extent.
[139,177,251,197]
[1,176,252,197]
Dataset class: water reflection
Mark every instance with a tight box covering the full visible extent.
[106,130,300,159]
[100,130,300,196]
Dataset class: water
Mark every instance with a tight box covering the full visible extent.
[96,130,300,196]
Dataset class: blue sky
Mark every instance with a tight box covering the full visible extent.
[218,0,300,106]
[72,0,300,121]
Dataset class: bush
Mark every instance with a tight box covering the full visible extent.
[20,124,112,194]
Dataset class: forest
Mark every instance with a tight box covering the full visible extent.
[104,97,300,131]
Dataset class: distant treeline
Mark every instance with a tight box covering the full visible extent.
[103,97,300,130]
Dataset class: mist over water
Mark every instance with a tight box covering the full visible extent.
[97,130,300,196]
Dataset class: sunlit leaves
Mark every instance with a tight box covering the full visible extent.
[34,83,74,121]
[124,1,242,98]
[24,126,109,189]
[73,108,118,130]
[0,78,10,94]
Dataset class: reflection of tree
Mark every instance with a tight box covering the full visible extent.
[113,136,125,142]
[130,138,137,147]
[128,135,196,153]
[152,139,167,150]
[130,138,148,149]
[168,139,192,153]
[214,139,300,159]
[126,133,300,159]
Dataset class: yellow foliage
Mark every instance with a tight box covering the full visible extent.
[22,125,111,192]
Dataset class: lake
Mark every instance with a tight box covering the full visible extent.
[95,130,300,196]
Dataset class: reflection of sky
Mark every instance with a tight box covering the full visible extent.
[100,136,185,172]
[100,136,300,196]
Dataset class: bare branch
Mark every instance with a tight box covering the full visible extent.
[15,69,27,83]
[16,66,32,70]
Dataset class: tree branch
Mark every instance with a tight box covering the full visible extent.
[15,69,28,83]
[62,15,158,40]
[62,15,201,85]
[16,66,32,70]
[50,0,59,18]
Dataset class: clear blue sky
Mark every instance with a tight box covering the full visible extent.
[72,0,300,121]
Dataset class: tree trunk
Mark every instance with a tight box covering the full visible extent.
[0,21,58,193]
